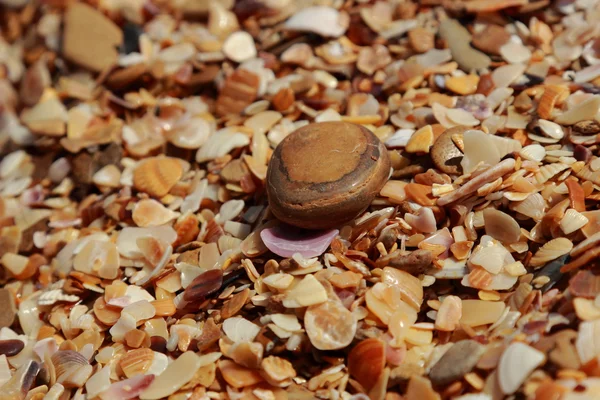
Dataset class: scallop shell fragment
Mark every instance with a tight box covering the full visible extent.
[529,238,573,268]
[133,157,183,198]
[51,350,93,388]
[519,144,545,162]
[560,209,589,235]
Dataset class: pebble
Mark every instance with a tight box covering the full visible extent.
[62,3,123,72]
[267,122,391,229]
[0,288,16,328]
[429,340,485,386]
[430,126,468,175]
[472,25,511,55]
[0,339,24,357]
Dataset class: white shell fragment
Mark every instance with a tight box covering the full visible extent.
[223,32,257,63]
[284,6,348,38]
[498,342,545,395]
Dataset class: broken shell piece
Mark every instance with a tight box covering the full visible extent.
[99,374,155,400]
[555,96,600,125]
[483,209,521,244]
[435,295,462,331]
[139,352,201,399]
[51,350,93,388]
[92,165,121,188]
[438,19,491,72]
[537,119,564,140]
[560,209,589,235]
[282,275,328,308]
[167,117,212,149]
[498,342,545,395]
[73,240,120,279]
[510,193,546,221]
[0,360,40,399]
[405,125,434,153]
[305,300,357,350]
[529,238,573,268]
[348,338,385,391]
[260,225,338,258]
[284,6,348,38]
[133,157,183,198]
[196,128,251,163]
[132,199,179,227]
[438,159,516,206]
[223,32,257,63]
[460,130,521,174]
[500,41,531,64]
[519,144,545,162]
[460,300,505,327]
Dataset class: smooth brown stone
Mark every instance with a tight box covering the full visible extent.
[472,25,511,55]
[266,122,391,230]
[62,3,123,72]
[0,340,25,357]
[429,340,485,386]
[430,126,467,175]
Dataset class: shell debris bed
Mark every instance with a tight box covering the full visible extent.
[2,0,600,399]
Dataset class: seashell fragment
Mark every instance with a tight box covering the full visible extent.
[305,300,357,350]
[438,159,515,206]
[537,119,564,140]
[435,295,462,331]
[519,144,545,162]
[438,19,491,72]
[405,125,433,153]
[529,238,573,268]
[498,342,545,395]
[133,157,183,198]
[282,275,328,308]
[560,209,589,235]
[51,350,93,388]
[132,199,179,227]
[120,348,154,378]
[99,374,155,400]
[460,300,505,327]
[196,128,250,163]
[260,225,338,258]
[223,32,256,63]
[483,209,521,244]
[348,338,385,391]
[73,240,120,279]
[576,319,600,365]
[555,96,600,125]
[139,352,202,399]
[538,85,566,119]
[284,6,348,38]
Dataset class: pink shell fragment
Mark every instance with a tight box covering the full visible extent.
[99,374,155,400]
[260,225,339,258]
[106,296,132,308]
